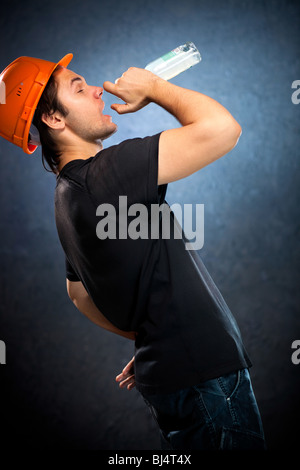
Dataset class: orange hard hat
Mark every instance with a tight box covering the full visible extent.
[0,53,73,154]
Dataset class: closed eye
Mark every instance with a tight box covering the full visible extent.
[70,75,87,94]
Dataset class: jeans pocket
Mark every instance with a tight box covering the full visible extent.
[217,370,241,400]
[219,426,267,450]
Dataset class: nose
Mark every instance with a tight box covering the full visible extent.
[94,86,103,99]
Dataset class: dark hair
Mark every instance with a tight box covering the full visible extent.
[32,68,68,174]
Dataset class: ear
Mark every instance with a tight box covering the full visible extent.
[41,111,65,131]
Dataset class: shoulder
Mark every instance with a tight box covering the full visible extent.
[94,133,161,161]
[56,159,92,194]
[93,133,162,175]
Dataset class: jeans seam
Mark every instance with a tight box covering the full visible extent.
[193,388,218,449]
[217,369,241,399]
[217,370,241,426]
[219,426,267,450]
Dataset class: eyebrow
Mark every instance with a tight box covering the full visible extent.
[70,76,84,88]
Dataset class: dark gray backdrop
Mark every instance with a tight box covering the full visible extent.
[0,0,299,451]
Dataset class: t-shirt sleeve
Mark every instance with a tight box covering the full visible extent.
[87,133,167,206]
[65,257,80,282]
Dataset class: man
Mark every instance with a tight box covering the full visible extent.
[0,54,266,450]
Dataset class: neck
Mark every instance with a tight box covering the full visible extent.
[57,139,103,173]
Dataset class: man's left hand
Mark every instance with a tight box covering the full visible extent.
[116,356,136,390]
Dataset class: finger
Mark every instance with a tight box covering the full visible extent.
[115,370,132,382]
[125,377,136,390]
[103,80,118,95]
[123,356,135,373]
[115,356,135,381]
[127,381,136,391]
[119,375,135,388]
[116,358,134,380]
[116,368,134,382]
[111,103,132,115]
[118,373,135,385]
[116,373,126,382]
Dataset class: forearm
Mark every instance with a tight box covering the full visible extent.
[149,76,240,131]
[104,67,241,183]
[67,280,136,341]
[104,67,240,138]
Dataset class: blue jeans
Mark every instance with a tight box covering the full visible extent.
[141,368,266,450]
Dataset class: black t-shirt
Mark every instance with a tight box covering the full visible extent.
[55,133,251,394]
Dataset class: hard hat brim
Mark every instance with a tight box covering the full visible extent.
[24,53,73,154]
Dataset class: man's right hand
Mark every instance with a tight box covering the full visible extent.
[103,67,160,114]
[104,66,241,186]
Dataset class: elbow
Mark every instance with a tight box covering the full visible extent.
[231,120,242,149]
[203,115,242,152]
[214,118,242,157]
[235,121,242,142]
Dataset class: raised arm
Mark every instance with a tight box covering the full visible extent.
[67,280,136,340]
[103,68,241,185]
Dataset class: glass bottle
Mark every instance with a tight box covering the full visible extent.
[145,42,201,80]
